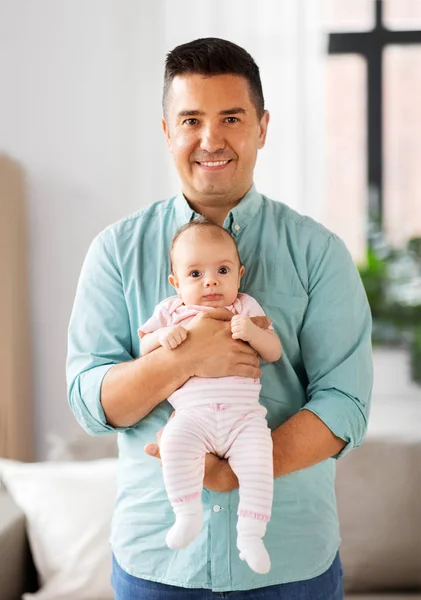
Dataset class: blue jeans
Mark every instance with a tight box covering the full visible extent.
[111,552,344,600]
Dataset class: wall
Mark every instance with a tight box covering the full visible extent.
[0,1,174,458]
[0,1,324,459]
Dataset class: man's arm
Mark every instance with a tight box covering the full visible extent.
[202,410,346,492]
[103,311,274,427]
[271,409,346,475]
[101,346,191,428]
[145,409,345,492]
[101,311,263,427]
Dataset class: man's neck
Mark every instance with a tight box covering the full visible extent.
[183,185,252,227]
[189,203,231,227]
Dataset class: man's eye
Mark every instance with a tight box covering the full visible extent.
[218,267,229,274]
[190,270,201,278]
[225,117,239,124]
[184,118,199,126]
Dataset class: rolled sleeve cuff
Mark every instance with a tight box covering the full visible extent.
[300,390,368,459]
[69,363,131,436]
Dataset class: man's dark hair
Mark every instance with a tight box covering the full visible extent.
[170,216,242,274]
[163,37,264,119]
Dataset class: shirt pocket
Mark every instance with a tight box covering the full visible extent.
[250,290,308,339]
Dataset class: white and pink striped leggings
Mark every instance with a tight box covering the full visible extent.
[160,403,273,522]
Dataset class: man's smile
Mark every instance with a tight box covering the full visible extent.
[195,159,233,171]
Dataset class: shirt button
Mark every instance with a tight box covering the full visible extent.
[234,224,240,231]
[213,504,221,513]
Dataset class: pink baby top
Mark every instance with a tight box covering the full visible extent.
[138,293,271,409]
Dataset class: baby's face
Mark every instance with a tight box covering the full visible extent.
[169,228,244,308]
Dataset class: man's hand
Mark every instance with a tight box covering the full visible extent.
[183,308,261,379]
[203,453,239,493]
[158,325,187,350]
[250,316,271,330]
[231,315,257,342]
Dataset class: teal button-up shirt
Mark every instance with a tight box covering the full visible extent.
[67,184,373,591]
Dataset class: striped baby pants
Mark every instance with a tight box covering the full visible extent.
[160,402,273,522]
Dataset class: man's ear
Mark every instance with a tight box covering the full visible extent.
[168,273,178,290]
[257,110,270,149]
[162,117,172,151]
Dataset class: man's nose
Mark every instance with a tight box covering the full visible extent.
[200,125,225,154]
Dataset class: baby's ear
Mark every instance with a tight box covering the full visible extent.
[168,273,178,290]
[238,265,245,287]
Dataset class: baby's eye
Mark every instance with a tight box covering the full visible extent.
[218,267,229,275]
[190,270,201,278]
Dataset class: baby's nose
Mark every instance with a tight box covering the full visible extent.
[205,278,218,287]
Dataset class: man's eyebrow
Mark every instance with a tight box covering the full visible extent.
[178,110,205,117]
[177,108,247,118]
[219,107,246,116]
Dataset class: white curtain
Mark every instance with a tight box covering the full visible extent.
[158,0,327,220]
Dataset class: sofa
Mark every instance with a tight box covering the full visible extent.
[0,491,39,599]
[1,433,420,600]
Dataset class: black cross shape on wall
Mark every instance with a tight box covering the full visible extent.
[328,0,421,228]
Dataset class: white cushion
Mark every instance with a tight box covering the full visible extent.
[0,458,117,600]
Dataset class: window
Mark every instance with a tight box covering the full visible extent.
[324,0,421,257]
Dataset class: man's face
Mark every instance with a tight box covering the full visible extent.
[162,73,269,205]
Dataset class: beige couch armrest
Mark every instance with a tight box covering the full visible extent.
[337,439,421,594]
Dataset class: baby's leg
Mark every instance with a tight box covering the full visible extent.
[225,410,273,574]
[160,410,211,549]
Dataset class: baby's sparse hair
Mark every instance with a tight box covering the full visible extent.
[170,217,242,274]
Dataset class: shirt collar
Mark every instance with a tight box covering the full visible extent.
[173,183,263,236]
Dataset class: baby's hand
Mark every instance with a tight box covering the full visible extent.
[231,315,256,342]
[159,325,187,350]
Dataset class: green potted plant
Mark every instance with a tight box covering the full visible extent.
[358,234,421,386]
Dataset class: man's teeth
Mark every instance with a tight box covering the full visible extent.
[200,160,229,166]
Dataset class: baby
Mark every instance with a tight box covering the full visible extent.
[139,217,282,574]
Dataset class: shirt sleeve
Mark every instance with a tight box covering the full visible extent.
[66,230,133,436]
[298,234,373,458]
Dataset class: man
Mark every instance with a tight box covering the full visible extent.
[67,38,373,599]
